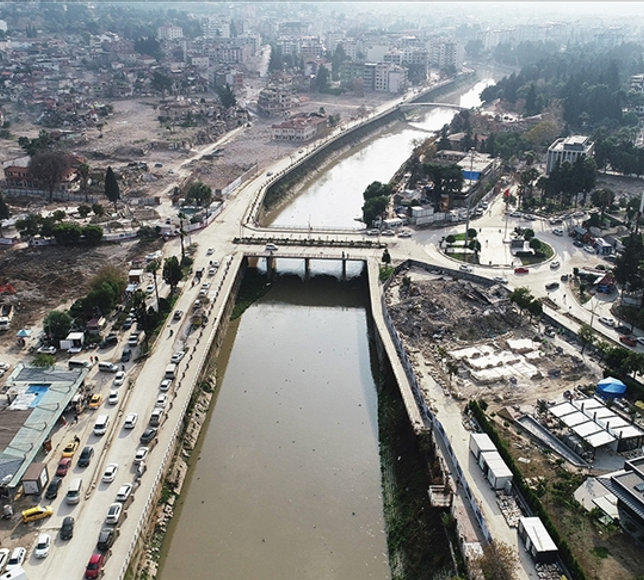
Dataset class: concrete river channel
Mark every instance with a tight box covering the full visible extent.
[157,76,496,579]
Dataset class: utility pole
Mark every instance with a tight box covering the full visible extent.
[464,147,475,248]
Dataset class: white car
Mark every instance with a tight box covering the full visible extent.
[0,548,9,571]
[124,413,138,429]
[459,264,473,272]
[550,261,560,269]
[201,282,210,290]
[637,337,644,346]
[397,230,412,238]
[134,447,149,465]
[156,394,168,408]
[34,533,51,559]
[0,362,9,370]
[37,345,57,355]
[583,245,596,254]
[552,228,564,236]
[171,351,186,364]
[116,483,133,503]
[113,371,126,387]
[6,547,26,571]
[365,229,379,236]
[107,390,119,405]
[206,247,214,255]
[599,317,615,327]
[102,463,118,483]
[105,502,122,525]
[146,284,154,294]
[493,276,508,284]
[159,378,173,392]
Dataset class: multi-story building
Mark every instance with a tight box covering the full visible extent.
[271,112,327,141]
[202,16,231,39]
[545,135,595,174]
[429,38,463,70]
[157,25,184,41]
[257,73,294,117]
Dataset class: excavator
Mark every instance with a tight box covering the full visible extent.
[0,283,16,295]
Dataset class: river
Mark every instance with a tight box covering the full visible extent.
[157,75,496,580]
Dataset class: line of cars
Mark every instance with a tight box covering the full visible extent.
[598,317,644,348]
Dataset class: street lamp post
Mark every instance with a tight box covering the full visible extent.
[464,147,475,250]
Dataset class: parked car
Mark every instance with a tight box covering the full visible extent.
[381,229,396,236]
[397,230,412,238]
[134,447,149,465]
[61,440,79,457]
[637,337,644,346]
[105,503,122,525]
[45,476,63,500]
[573,239,584,247]
[599,317,616,327]
[615,324,631,334]
[159,378,173,392]
[583,245,596,254]
[99,334,118,349]
[156,394,168,408]
[37,345,57,355]
[85,553,105,579]
[365,229,379,236]
[140,427,157,444]
[116,483,133,503]
[34,533,51,559]
[78,446,95,468]
[97,528,115,552]
[0,548,9,573]
[620,335,637,347]
[171,351,186,363]
[60,516,75,540]
[102,463,118,483]
[149,408,164,427]
[124,413,138,429]
[122,317,133,330]
[56,458,72,477]
[21,505,53,523]
[121,348,132,363]
[514,267,529,274]
[6,547,26,571]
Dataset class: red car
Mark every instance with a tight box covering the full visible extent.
[55,457,72,477]
[620,335,637,347]
[514,267,529,274]
[85,553,105,579]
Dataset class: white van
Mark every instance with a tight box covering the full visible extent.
[164,364,177,379]
[68,358,91,369]
[98,361,119,373]
[93,415,110,436]
[66,478,83,505]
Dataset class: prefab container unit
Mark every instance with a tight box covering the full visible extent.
[22,462,49,496]
[518,517,558,564]
[469,433,495,461]
[485,455,513,491]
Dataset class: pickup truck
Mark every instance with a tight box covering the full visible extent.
[0,304,13,330]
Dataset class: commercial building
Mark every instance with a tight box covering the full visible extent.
[545,135,594,175]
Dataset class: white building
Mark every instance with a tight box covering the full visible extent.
[429,39,464,70]
[157,25,183,41]
[545,135,595,174]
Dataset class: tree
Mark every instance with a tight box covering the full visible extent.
[362,196,389,228]
[591,188,615,221]
[92,203,105,217]
[77,162,90,203]
[0,193,10,221]
[44,310,72,341]
[53,222,82,245]
[32,354,56,368]
[475,541,517,580]
[523,229,535,241]
[131,289,151,348]
[578,323,596,354]
[185,181,213,207]
[77,204,91,218]
[15,213,42,238]
[316,65,329,92]
[29,151,70,203]
[104,166,120,212]
[445,234,456,245]
[529,237,542,251]
[216,84,236,109]
[163,256,183,293]
[18,129,51,156]
[82,224,103,245]
[83,282,117,316]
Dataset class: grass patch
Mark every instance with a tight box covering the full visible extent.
[519,240,554,265]
[380,265,395,282]
[448,251,477,264]
[591,546,610,559]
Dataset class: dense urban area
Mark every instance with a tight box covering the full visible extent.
[2,2,644,580]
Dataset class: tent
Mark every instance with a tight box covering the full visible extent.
[596,377,627,398]
[16,329,31,338]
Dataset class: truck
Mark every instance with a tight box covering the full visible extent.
[0,304,13,331]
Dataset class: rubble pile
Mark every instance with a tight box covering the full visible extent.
[387,277,521,346]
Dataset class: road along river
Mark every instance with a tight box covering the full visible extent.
[157,73,499,580]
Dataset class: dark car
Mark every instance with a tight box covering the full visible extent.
[545,282,560,290]
[620,335,637,347]
[78,446,95,468]
[99,334,118,349]
[44,476,63,500]
[573,239,584,247]
[60,516,75,540]
[121,348,132,363]
[615,324,631,334]
[122,317,133,330]
[97,528,115,551]
[139,427,157,444]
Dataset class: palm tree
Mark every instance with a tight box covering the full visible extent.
[77,162,90,203]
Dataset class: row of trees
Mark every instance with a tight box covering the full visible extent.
[14,212,103,245]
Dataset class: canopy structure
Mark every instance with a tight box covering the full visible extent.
[15,329,31,338]
[596,377,627,398]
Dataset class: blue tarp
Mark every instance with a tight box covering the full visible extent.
[596,377,627,397]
